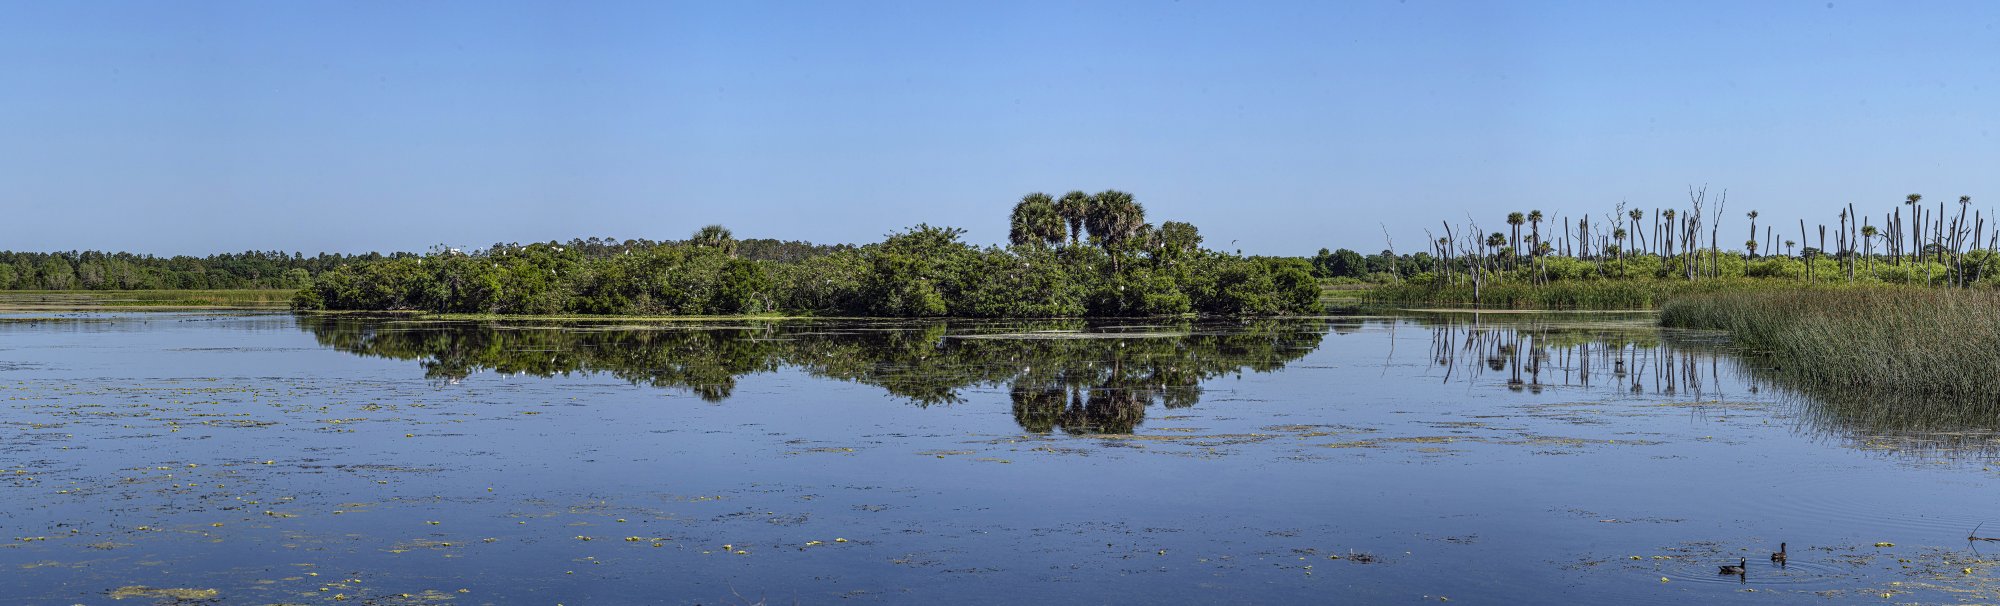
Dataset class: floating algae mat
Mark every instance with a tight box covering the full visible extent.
[107,586,220,600]
[2,312,1999,604]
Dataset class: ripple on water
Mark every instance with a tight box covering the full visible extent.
[1657,556,1860,589]
[1709,465,1996,539]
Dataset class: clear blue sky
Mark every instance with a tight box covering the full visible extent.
[2,1,1996,256]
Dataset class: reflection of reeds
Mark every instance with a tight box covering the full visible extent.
[1661,288,2000,399]
[1728,353,2000,459]
[1418,312,2000,459]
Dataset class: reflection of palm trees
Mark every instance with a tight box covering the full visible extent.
[1009,384,1066,433]
[1064,387,1147,434]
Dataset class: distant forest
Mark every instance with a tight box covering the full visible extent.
[0,238,854,291]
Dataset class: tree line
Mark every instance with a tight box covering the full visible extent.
[293,190,1323,317]
[0,250,359,290]
[0,238,855,292]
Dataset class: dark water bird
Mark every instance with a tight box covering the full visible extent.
[1770,542,1788,563]
[1719,557,1747,575]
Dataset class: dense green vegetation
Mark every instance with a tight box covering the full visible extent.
[1360,189,2000,308]
[294,191,1322,317]
[0,250,353,290]
[299,316,1328,433]
[0,239,849,292]
[0,289,297,309]
[1661,288,2000,399]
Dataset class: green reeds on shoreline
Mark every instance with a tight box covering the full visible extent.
[1660,287,2000,399]
[0,289,296,310]
[1367,278,1846,310]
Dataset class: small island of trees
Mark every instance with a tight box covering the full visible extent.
[290,190,1323,318]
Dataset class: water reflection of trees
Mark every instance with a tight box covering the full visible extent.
[1422,315,1736,401]
[1413,313,2000,459]
[296,317,1327,435]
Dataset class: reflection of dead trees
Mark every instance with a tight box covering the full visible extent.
[1424,318,1734,402]
[1418,317,2000,457]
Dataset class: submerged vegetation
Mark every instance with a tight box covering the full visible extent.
[293,191,1321,317]
[1661,288,2000,400]
[1363,188,2000,309]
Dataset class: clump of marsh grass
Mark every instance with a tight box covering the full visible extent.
[1371,278,1847,310]
[1660,287,2000,399]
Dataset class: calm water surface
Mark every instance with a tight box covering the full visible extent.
[3,311,1998,604]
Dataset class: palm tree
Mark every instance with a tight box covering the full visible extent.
[1628,209,1644,255]
[1008,193,1065,248]
[1613,228,1628,260]
[1745,210,1759,258]
[1054,191,1092,247]
[1661,209,1677,257]
[1785,240,1796,257]
[1505,212,1525,268]
[691,224,736,257]
[1906,194,1923,264]
[1745,239,1758,257]
[1085,190,1145,250]
[1527,210,1544,257]
[1085,190,1147,270]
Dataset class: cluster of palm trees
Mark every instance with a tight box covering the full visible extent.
[1009,190,1148,253]
[1007,190,1209,271]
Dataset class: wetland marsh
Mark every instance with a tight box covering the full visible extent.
[4,307,1999,604]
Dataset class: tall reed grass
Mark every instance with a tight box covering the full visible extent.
[1660,288,2000,398]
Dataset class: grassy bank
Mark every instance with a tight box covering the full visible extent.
[0,289,296,310]
[1660,288,2000,398]
[1366,278,1824,310]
